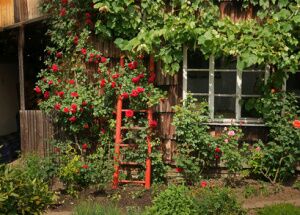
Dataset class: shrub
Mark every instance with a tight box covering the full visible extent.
[72,201,122,215]
[257,203,300,215]
[144,185,197,215]
[194,187,245,215]
[172,95,215,183]
[0,164,55,214]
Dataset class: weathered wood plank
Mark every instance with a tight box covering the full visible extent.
[0,0,14,27]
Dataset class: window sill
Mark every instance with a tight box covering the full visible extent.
[205,118,265,127]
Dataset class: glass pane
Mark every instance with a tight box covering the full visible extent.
[214,72,236,94]
[241,97,261,118]
[187,50,209,69]
[286,73,300,96]
[242,72,264,95]
[187,71,209,93]
[214,97,235,118]
[215,56,237,69]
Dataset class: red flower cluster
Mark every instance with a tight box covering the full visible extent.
[69,116,76,123]
[73,35,79,45]
[56,52,62,58]
[175,167,183,173]
[54,103,61,110]
[82,143,88,150]
[111,82,116,88]
[60,8,66,16]
[149,120,158,128]
[128,61,138,70]
[148,72,156,83]
[121,92,129,99]
[52,64,59,72]
[82,164,88,169]
[201,181,207,188]
[100,79,106,87]
[57,91,64,98]
[112,73,120,79]
[34,86,41,94]
[44,91,50,99]
[125,109,134,118]
[85,13,93,26]
[63,107,69,113]
[71,103,77,113]
[132,76,140,84]
[71,92,79,98]
[61,0,68,5]
[81,48,87,55]
[69,79,75,84]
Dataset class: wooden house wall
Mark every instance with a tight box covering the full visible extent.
[0,0,42,28]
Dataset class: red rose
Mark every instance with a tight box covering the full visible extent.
[100,79,106,87]
[73,35,79,45]
[149,120,158,128]
[60,8,66,16]
[69,116,76,123]
[125,109,134,118]
[86,12,91,18]
[112,74,119,79]
[82,143,88,150]
[48,80,53,85]
[132,76,140,84]
[69,79,75,84]
[51,64,59,72]
[63,107,69,113]
[82,101,87,106]
[121,92,129,99]
[82,164,88,169]
[111,82,116,88]
[215,155,220,159]
[54,103,61,110]
[293,120,300,128]
[128,61,138,70]
[83,123,89,129]
[44,91,50,99]
[57,79,62,83]
[138,73,145,79]
[215,147,221,153]
[71,103,77,113]
[175,167,183,173]
[58,91,64,98]
[34,86,42,94]
[71,92,79,98]
[85,19,93,26]
[61,0,68,5]
[56,52,62,58]
[81,48,87,55]
[101,57,107,63]
[130,89,139,97]
[201,181,207,188]
[136,87,145,93]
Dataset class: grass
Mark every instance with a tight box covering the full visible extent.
[72,201,121,215]
[257,203,300,215]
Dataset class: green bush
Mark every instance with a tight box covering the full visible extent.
[257,203,300,215]
[194,187,245,215]
[0,164,55,214]
[144,185,197,215]
[73,201,121,215]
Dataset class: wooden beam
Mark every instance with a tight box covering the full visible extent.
[18,24,25,110]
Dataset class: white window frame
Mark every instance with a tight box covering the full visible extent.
[183,47,267,126]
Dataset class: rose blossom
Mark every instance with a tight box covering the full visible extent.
[34,86,42,94]
[125,109,134,118]
[228,130,235,136]
[293,119,300,129]
[201,181,207,188]
[68,116,76,123]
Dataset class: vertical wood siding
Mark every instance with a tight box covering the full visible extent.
[20,110,54,156]
[0,0,14,27]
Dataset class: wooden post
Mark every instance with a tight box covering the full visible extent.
[18,25,25,110]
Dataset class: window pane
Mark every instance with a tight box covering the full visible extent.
[214,97,235,118]
[215,56,237,69]
[241,97,261,118]
[286,73,300,96]
[187,50,209,69]
[187,71,209,93]
[214,72,236,94]
[242,72,263,95]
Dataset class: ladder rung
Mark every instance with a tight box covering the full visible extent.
[119,143,138,147]
[121,126,146,130]
[120,162,143,166]
[122,109,148,113]
[119,180,145,184]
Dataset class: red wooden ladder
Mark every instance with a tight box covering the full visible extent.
[112,56,154,189]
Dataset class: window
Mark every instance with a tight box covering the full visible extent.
[183,47,267,126]
[285,72,300,105]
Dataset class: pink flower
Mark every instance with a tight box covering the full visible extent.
[201,181,207,188]
[51,64,59,72]
[255,146,261,152]
[224,139,229,143]
[68,116,76,123]
[228,130,235,136]
[34,86,42,94]
[125,110,134,118]
[71,92,79,98]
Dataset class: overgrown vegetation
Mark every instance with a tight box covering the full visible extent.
[257,203,300,215]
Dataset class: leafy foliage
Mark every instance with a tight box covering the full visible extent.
[257,203,300,215]
[0,164,55,214]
